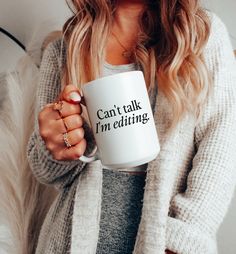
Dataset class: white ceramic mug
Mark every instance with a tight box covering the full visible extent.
[78,71,160,169]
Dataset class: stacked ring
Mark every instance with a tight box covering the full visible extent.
[63,132,72,148]
[52,100,72,148]
[61,119,70,148]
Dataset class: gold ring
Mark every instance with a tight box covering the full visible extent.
[53,101,63,117]
[63,132,72,148]
[62,118,69,131]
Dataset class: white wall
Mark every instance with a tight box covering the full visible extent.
[204,0,236,49]
[0,0,70,46]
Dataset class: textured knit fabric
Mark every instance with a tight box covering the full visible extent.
[26,11,236,254]
[96,168,147,254]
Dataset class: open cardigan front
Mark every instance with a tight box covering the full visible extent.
[27,12,236,254]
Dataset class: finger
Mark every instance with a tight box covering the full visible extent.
[59,100,82,118]
[38,105,61,123]
[53,118,68,134]
[64,128,85,146]
[60,84,82,103]
[55,138,87,161]
[45,126,85,149]
[61,114,84,132]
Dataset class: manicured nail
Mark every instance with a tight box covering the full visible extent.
[69,92,81,102]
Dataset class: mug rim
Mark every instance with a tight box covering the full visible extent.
[82,70,143,89]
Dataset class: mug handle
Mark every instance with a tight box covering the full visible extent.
[77,94,100,163]
[78,144,100,163]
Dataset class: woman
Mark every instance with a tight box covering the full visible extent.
[27,0,236,253]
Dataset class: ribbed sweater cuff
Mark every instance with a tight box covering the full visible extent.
[36,128,82,167]
[166,217,217,254]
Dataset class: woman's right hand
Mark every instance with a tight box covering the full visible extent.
[38,84,87,161]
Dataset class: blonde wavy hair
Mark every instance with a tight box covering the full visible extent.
[62,0,211,126]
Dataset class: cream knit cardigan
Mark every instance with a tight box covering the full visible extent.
[70,12,236,254]
[27,12,236,254]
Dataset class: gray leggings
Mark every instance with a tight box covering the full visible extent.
[96,168,146,254]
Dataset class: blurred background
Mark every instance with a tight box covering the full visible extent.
[0,0,235,253]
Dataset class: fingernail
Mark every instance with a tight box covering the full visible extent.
[69,92,81,102]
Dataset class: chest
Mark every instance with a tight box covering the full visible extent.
[105,32,136,66]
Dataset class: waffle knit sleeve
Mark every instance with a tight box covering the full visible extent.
[165,13,236,254]
[26,40,96,191]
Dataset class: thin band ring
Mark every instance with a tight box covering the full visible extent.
[53,101,63,117]
[63,132,72,148]
[62,118,69,131]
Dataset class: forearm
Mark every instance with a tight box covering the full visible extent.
[27,128,84,189]
[27,118,96,190]
[27,39,97,190]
